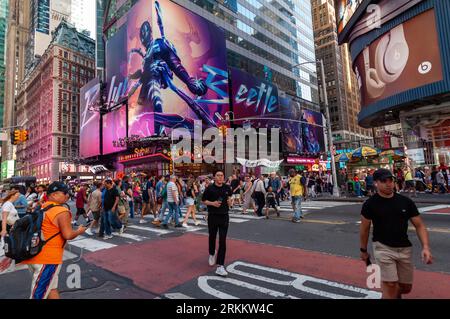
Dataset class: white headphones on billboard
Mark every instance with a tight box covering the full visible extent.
[363,24,409,98]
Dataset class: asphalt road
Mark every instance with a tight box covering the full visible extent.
[1,199,449,299]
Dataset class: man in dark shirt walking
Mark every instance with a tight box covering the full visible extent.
[202,170,232,277]
[360,168,433,299]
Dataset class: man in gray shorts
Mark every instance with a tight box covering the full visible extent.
[359,168,433,299]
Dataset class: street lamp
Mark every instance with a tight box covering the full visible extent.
[292,59,340,197]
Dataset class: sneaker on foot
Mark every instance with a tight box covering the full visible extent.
[85,228,93,236]
[139,219,147,224]
[215,265,228,277]
[103,235,113,240]
[194,221,200,226]
[208,253,217,266]
[119,225,125,234]
[175,224,183,228]
[182,223,189,228]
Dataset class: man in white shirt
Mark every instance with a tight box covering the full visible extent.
[161,175,182,228]
[253,175,266,217]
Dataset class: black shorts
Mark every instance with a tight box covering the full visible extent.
[76,207,86,216]
[405,181,415,188]
[366,185,374,191]
[142,197,150,204]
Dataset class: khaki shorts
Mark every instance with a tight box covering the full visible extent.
[373,241,414,284]
[28,264,62,299]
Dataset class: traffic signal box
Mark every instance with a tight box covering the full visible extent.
[10,129,29,145]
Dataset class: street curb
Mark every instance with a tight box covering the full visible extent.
[311,197,450,205]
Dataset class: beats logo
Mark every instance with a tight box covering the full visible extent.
[418,61,432,75]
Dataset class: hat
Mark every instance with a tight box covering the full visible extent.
[47,181,69,195]
[373,168,394,181]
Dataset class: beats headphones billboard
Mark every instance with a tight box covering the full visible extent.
[353,9,443,108]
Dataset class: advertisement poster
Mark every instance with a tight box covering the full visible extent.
[105,0,229,139]
[79,78,101,158]
[279,97,325,155]
[354,9,443,108]
[230,67,279,127]
[336,0,365,36]
[346,0,424,43]
[102,105,127,155]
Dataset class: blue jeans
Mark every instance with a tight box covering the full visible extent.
[354,182,362,196]
[109,209,122,230]
[129,200,134,218]
[158,200,168,220]
[99,210,112,236]
[291,196,302,220]
[162,202,180,226]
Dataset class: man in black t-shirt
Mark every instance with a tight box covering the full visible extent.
[360,168,433,299]
[99,179,122,239]
[202,170,232,277]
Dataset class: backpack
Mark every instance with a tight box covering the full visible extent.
[3,204,65,263]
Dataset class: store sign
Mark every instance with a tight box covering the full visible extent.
[90,165,109,174]
[118,146,167,162]
[406,148,425,164]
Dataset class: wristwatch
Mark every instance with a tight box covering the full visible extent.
[360,248,368,253]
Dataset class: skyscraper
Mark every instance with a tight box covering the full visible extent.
[0,0,9,128]
[2,0,31,163]
[103,0,320,107]
[25,0,72,73]
[15,20,95,182]
[311,0,372,149]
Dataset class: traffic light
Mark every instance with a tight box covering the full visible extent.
[11,129,21,145]
[20,130,29,142]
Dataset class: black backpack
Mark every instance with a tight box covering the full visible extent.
[3,204,65,263]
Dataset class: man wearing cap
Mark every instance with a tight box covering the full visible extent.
[21,182,87,299]
[288,168,304,223]
[360,168,433,299]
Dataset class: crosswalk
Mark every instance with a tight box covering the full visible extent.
[0,200,355,276]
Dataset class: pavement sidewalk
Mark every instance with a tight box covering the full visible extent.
[312,193,450,204]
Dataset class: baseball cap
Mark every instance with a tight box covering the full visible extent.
[373,168,394,181]
[47,181,69,195]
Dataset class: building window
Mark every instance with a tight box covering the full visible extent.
[64,51,68,58]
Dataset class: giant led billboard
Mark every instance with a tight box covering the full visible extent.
[79,78,101,158]
[344,0,424,44]
[105,0,229,139]
[102,105,127,155]
[354,9,443,109]
[279,97,325,156]
[230,67,279,127]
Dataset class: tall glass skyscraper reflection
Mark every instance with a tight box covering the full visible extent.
[103,0,319,106]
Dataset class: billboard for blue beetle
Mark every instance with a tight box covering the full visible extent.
[230,67,279,128]
[105,0,230,140]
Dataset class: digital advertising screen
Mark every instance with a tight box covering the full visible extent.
[105,0,230,139]
[336,0,367,38]
[353,9,443,108]
[279,97,325,155]
[230,67,279,127]
[79,78,101,158]
[102,105,128,155]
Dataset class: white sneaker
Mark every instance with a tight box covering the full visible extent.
[103,235,113,240]
[182,223,189,228]
[139,219,147,224]
[215,265,228,277]
[194,221,201,226]
[85,228,93,236]
[119,225,125,234]
[208,253,217,266]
